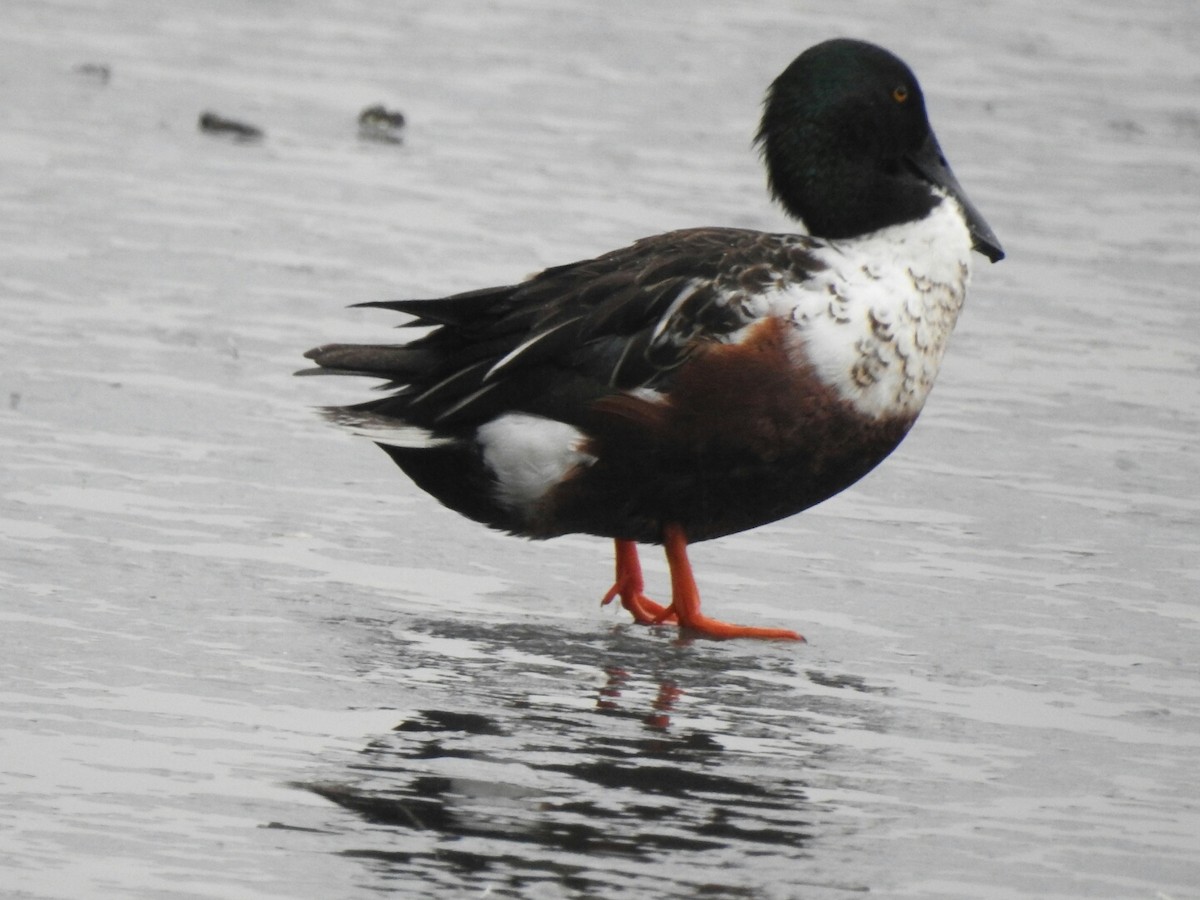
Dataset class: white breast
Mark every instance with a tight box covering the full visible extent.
[769,197,974,420]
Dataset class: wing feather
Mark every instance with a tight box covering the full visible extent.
[302,227,824,432]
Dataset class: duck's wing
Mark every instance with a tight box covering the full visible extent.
[302,227,823,433]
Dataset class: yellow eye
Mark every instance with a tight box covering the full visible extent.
[892,85,909,103]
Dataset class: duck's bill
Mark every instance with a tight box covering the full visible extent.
[908,135,1005,264]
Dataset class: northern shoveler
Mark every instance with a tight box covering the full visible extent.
[302,38,1004,641]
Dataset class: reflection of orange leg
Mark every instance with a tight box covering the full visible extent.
[644,679,682,730]
[600,540,677,624]
[596,666,628,710]
[661,523,804,641]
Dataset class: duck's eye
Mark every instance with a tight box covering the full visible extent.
[892,85,909,103]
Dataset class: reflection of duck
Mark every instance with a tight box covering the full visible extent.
[303,39,1003,641]
[302,703,790,860]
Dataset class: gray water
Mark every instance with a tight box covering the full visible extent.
[2,1,1199,898]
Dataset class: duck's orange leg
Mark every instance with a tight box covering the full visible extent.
[660,523,804,641]
[600,539,678,625]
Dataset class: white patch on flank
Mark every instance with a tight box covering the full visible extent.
[476,413,596,515]
[765,196,974,420]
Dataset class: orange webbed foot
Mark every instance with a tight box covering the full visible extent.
[662,524,805,642]
[601,540,678,625]
[675,614,804,642]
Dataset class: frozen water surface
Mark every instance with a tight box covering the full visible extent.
[2,1,1198,898]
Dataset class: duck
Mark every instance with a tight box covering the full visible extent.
[301,38,1005,641]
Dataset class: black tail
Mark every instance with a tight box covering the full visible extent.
[376,441,519,535]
